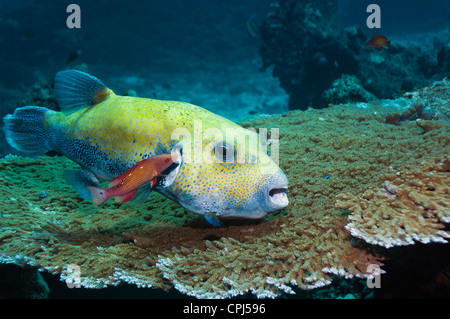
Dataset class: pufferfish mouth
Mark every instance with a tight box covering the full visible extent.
[156,144,183,187]
[267,185,289,211]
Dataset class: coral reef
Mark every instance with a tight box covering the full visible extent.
[0,78,448,298]
[15,77,58,112]
[336,159,450,248]
[322,74,378,105]
[14,64,90,113]
[260,0,350,109]
[402,76,450,121]
[437,45,450,72]
[260,0,449,110]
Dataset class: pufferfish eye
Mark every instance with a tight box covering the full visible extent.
[214,141,235,163]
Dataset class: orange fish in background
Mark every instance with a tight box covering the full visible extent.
[367,35,391,51]
[88,153,179,205]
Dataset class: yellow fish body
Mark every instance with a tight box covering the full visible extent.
[3,70,288,220]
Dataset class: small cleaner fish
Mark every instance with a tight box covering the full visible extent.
[88,153,179,205]
[3,70,289,225]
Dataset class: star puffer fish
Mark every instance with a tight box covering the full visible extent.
[3,70,289,222]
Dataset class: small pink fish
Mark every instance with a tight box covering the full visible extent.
[367,35,390,51]
[88,153,179,205]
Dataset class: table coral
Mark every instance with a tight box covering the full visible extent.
[0,78,449,298]
[337,158,450,248]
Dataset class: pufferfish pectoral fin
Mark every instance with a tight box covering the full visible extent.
[131,182,154,204]
[64,169,100,200]
[204,212,222,227]
[54,69,115,114]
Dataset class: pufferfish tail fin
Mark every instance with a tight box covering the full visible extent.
[3,106,54,156]
[54,69,115,114]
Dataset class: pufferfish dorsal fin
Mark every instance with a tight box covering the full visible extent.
[54,69,115,114]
